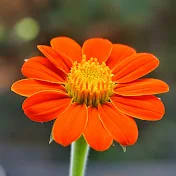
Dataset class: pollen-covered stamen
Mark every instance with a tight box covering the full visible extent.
[65,56,115,106]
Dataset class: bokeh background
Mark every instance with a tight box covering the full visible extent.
[0,0,175,175]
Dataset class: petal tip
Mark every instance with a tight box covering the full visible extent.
[37,45,47,51]
[11,81,22,95]
[164,83,170,92]
[11,83,15,92]
[37,45,44,50]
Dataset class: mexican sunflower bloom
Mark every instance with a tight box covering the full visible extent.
[11,37,169,151]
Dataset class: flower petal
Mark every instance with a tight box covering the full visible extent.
[110,94,165,121]
[83,106,113,151]
[112,53,159,83]
[82,38,112,63]
[50,37,82,62]
[22,90,71,122]
[98,103,138,146]
[114,78,169,96]
[52,103,88,146]
[22,56,66,84]
[37,45,73,74]
[11,79,66,97]
[106,44,136,69]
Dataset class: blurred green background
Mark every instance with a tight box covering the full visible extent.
[0,0,175,175]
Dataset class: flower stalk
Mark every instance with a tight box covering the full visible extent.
[69,136,89,176]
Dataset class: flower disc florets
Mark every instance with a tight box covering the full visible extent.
[65,56,115,107]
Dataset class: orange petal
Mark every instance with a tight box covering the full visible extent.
[37,45,72,74]
[50,37,82,62]
[11,79,66,97]
[82,38,112,63]
[22,90,71,122]
[114,78,169,96]
[52,103,88,146]
[98,103,138,146]
[22,56,66,84]
[83,106,113,151]
[110,94,165,121]
[112,53,159,83]
[106,44,136,70]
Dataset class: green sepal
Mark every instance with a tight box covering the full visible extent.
[49,132,54,144]
[120,145,126,152]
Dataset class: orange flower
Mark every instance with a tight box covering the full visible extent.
[11,37,169,151]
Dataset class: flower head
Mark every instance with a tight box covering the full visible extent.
[11,37,169,151]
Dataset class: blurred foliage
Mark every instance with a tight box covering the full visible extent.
[14,17,40,41]
[0,0,175,162]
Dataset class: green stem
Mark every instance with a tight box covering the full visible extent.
[69,136,90,176]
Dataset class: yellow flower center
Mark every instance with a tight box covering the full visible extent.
[65,56,115,107]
